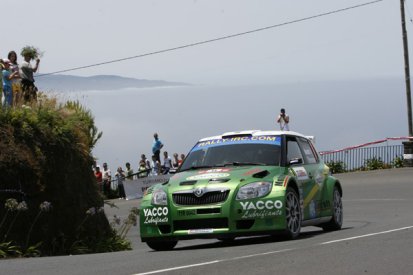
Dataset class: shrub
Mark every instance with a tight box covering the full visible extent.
[326,161,346,174]
[392,156,404,168]
[364,157,385,170]
[0,94,128,256]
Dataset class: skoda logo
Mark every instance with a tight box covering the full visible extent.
[194,187,205,197]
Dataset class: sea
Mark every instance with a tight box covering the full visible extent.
[51,78,408,170]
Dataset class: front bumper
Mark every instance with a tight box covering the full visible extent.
[140,193,286,242]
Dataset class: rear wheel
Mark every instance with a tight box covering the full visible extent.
[322,186,343,231]
[146,240,178,251]
[284,187,301,239]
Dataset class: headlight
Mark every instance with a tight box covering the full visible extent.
[151,189,167,205]
[236,182,272,200]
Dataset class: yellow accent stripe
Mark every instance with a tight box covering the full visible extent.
[303,185,319,208]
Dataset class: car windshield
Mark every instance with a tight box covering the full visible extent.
[180,135,281,171]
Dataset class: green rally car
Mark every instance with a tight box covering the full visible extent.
[140,130,343,251]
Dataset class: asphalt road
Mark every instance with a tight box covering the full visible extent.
[2,168,413,275]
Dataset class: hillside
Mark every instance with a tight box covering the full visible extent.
[35,74,188,92]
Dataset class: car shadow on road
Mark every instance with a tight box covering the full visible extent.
[171,229,335,251]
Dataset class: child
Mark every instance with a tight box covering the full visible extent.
[2,59,19,107]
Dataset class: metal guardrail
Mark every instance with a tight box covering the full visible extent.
[320,145,404,171]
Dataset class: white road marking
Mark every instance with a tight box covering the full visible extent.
[134,260,220,275]
[134,226,413,275]
[133,249,292,275]
[321,225,413,245]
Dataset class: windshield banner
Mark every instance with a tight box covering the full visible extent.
[192,135,281,151]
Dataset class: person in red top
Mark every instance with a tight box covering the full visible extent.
[95,166,103,191]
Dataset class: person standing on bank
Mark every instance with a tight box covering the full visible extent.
[20,52,40,103]
[276,108,290,131]
[152,133,164,163]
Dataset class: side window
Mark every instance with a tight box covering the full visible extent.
[298,138,318,164]
[287,139,304,164]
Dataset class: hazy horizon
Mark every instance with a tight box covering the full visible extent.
[50,76,409,170]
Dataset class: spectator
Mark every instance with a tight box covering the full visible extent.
[138,160,148,178]
[8,51,21,107]
[172,153,180,168]
[102,162,111,196]
[20,51,40,103]
[276,108,290,131]
[141,154,151,171]
[95,166,103,190]
[125,162,134,180]
[151,155,161,176]
[163,151,172,174]
[115,167,126,199]
[2,59,19,107]
[152,133,164,163]
[180,153,186,164]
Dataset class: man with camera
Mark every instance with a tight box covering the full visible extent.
[276,108,290,131]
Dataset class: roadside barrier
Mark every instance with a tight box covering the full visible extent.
[319,137,412,171]
[319,137,412,155]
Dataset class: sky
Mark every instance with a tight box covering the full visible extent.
[2,0,409,85]
[2,0,413,168]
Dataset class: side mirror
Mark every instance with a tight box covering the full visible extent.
[289,158,303,165]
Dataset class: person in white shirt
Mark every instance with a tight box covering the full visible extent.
[102,162,111,196]
[163,151,173,174]
[276,108,290,131]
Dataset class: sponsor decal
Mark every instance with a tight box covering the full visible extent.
[188,229,214,234]
[241,209,282,219]
[199,168,231,174]
[177,209,197,216]
[144,216,168,224]
[143,207,169,224]
[191,136,281,152]
[240,200,283,211]
[186,173,230,181]
[292,167,309,181]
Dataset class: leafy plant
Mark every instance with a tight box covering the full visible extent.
[20,45,43,60]
[0,241,22,258]
[326,161,346,174]
[364,157,385,170]
[24,242,42,257]
[392,156,404,168]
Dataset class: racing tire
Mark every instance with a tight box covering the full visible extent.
[283,187,301,239]
[321,186,343,231]
[146,240,178,251]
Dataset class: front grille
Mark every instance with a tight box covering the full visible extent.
[174,218,228,230]
[173,190,230,205]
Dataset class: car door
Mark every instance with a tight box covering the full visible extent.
[297,137,324,219]
[286,136,317,220]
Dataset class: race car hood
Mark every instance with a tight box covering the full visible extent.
[165,166,282,193]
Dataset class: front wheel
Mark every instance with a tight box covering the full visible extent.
[322,186,343,231]
[146,240,178,251]
[284,187,301,239]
